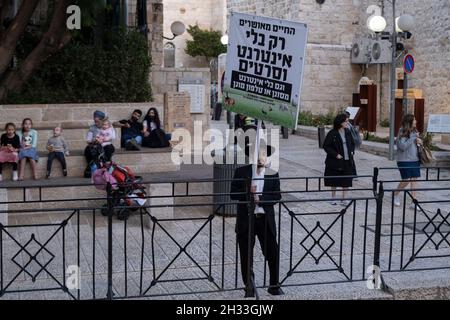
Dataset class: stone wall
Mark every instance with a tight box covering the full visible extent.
[226,0,450,123]
[151,67,212,131]
[0,102,163,130]
[358,0,450,126]
[163,0,227,68]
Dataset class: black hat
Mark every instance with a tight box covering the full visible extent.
[244,141,275,158]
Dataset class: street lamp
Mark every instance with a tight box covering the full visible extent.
[220,34,229,45]
[367,15,387,33]
[367,1,415,161]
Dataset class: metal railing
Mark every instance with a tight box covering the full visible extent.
[0,167,449,299]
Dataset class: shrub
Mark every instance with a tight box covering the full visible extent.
[3,28,152,104]
[298,111,335,127]
[379,119,390,128]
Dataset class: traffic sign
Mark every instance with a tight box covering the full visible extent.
[403,54,415,74]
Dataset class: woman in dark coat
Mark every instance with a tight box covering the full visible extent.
[323,113,357,205]
[142,108,170,148]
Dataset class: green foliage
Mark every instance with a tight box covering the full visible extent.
[4,29,152,104]
[366,134,389,144]
[298,111,335,127]
[185,25,227,61]
[379,119,390,128]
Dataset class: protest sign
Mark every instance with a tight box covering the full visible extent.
[223,12,308,129]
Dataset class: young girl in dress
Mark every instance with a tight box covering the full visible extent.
[0,123,20,181]
[96,118,115,162]
[17,118,39,180]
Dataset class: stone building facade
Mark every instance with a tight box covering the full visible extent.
[225,0,450,126]
[149,0,449,127]
[162,0,227,68]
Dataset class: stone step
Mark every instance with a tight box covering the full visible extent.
[0,148,179,180]
[33,127,122,151]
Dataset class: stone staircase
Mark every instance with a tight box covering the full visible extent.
[0,102,180,180]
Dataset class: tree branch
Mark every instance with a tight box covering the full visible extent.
[0,2,6,39]
[0,0,72,100]
[0,0,41,77]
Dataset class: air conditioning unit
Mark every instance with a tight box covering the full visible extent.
[351,38,392,65]
[351,38,371,64]
[369,40,392,64]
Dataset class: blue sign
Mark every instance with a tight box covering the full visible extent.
[404,54,415,74]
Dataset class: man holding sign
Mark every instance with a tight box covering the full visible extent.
[226,12,308,297]
[230,141,283,297]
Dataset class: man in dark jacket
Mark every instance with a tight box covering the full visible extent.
[113,109,143,150]
[230,143,283,297]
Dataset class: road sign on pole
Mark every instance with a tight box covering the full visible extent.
[403,54,415,74]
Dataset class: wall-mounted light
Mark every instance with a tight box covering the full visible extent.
[163,21,186,40]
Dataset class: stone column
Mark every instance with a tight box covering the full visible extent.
[148,0,164,68]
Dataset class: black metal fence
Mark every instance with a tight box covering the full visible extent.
[0,167,449,300]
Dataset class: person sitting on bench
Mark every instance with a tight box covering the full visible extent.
[113,109,143,151]
[142,108,169,148]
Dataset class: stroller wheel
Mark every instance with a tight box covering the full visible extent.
[117,208,130,221]
[101,204,109,216]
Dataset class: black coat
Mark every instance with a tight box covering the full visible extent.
[323,128,356,174]
[230,165,281,235]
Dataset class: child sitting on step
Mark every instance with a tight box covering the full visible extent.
[0,123,20,181]
[96,118,115,162]
[17,118,39,180]
[46,126,69,179]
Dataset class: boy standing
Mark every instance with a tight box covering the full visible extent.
[46,126,69,179]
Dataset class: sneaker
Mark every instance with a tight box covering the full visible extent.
[0,174,2,181]
[408,203,417,210]
[12,171,18,181]
[63,169,68,177]
[394,196,401,207]
[46,172,50,179]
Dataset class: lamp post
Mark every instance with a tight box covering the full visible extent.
[367,1,415,161]
[220,34,233,129]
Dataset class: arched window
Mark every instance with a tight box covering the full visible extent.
[164,42,176,68]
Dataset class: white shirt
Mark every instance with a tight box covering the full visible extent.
[143,120,157,132]
[252,166,265,214]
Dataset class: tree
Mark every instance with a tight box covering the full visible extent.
[0,0,104,100]
[185,25,227,63]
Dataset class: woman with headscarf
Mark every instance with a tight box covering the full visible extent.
[142,108,170,148]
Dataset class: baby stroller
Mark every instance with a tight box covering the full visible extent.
[92,162,147,220]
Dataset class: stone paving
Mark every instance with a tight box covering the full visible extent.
[1,120,450,300]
